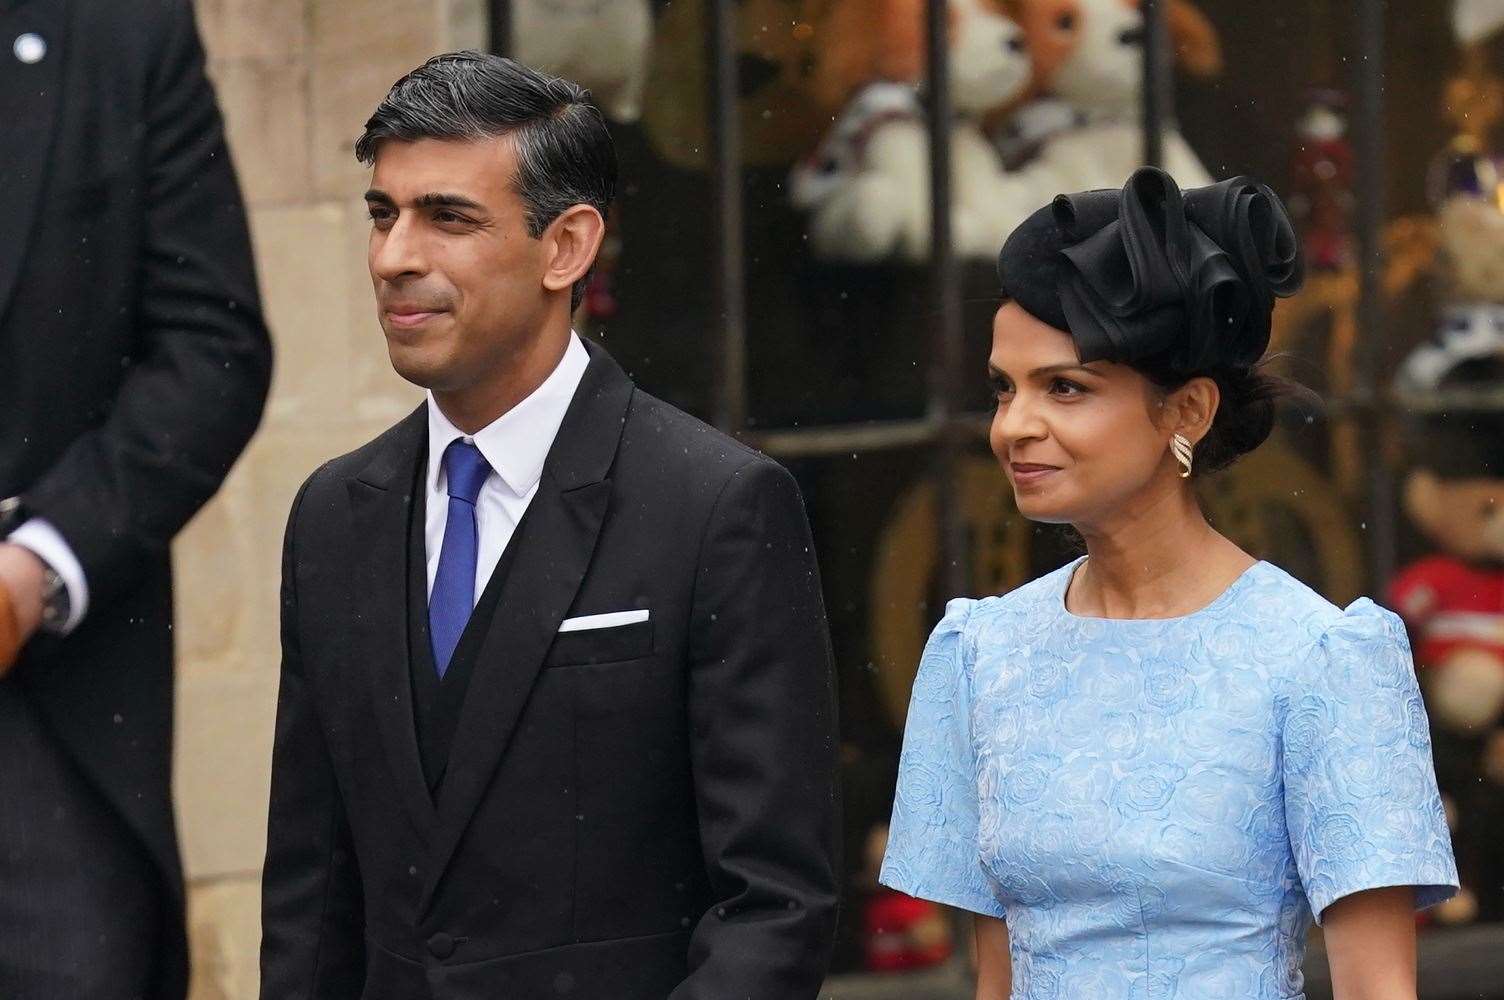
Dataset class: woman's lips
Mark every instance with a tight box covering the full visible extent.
[1010,462,1060,487]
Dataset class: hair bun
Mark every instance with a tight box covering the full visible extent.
[999,166,1304,376]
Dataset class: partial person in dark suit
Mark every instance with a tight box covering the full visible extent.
[259,52,840,998]
[0,0,273,998]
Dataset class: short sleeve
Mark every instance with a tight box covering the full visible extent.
[880,598,1005,918]
[1281,599,1459,924]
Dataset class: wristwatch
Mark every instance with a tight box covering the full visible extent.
[37,563,69,634]
[0,496,72,634]
[0,496,24,534]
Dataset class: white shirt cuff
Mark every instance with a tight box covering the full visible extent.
[7,518,89,633]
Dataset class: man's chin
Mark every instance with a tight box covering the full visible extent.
[386,344,453,392]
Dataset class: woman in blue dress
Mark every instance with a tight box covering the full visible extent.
[881,167,1458,999]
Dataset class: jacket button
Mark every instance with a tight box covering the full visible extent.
[427,932,456,960]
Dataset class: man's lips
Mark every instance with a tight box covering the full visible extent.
[384,307,446,328]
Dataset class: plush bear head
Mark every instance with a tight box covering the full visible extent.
[1007,0,1222,112]
[1404,422,1504,565]
[1408,469,1504,563]
[809,0,1032,118]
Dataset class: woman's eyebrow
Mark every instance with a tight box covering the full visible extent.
[1027,362,1099,378]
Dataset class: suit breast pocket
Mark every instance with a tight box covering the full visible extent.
[543,619,654,668]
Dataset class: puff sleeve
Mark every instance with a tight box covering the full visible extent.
[880,599,1004,918]
[1281,599,1459,923]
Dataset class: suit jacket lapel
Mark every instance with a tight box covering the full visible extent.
[348,405,437,835]
[0,0,66,322]
[419,341,634,913]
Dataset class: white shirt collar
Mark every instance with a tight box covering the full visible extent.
[426,332,591,498]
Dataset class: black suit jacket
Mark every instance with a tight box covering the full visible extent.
[261,342,840,998]
[0,0,271,994]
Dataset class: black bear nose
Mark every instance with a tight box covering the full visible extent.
[1119,27,1144,46]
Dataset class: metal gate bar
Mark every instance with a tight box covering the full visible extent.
[1143,0,1171,168]
[925,0,970,598]
[1352,0,1394,589]
[706,0,749,433]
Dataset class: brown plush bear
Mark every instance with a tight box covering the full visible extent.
[1392,403,1504,924]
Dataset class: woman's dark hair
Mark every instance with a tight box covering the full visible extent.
[355,51,617,309]
[1135,358,1302,475]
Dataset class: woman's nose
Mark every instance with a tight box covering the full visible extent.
[996,394,1047,444]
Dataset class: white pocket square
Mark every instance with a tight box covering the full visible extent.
[558,609,650,633]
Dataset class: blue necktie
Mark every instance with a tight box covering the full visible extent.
[430,439,492,679]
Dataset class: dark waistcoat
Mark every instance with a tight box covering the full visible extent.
[405,454,530,794]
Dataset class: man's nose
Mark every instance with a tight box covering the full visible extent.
[371,217,428,282]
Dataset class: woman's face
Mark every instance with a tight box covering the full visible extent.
[987,301,1179,526]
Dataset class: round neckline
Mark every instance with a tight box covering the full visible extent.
[1056,555,1267,625]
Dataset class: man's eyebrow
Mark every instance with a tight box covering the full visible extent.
[414,192,487,212]
[361,190,487,213]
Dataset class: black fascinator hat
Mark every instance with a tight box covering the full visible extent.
[997,166,1304,376]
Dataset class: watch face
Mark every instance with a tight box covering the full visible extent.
[39,567,68,631]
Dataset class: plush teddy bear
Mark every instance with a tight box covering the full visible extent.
[790,0,1036,262]
[995,0,1221,190]
[510,0,654,122]
[1391,399,1504,924]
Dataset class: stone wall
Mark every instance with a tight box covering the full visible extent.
[176,2,485,996]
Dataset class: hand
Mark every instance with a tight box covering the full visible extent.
[0,543,46,676]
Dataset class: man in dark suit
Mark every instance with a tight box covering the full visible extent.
[0,1,272,997]
[259,52,839,998]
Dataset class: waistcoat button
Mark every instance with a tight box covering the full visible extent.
[427,932,456,960]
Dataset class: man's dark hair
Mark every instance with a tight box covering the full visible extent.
[356,51,617,309]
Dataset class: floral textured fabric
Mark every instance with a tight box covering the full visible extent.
[881,558,1458,1000]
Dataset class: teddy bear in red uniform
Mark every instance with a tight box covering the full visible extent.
[1392,408,1504,923]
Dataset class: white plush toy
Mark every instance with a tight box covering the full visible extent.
[1001,0,1223,194]
[791,0,1035,262]
[510,0,653,123]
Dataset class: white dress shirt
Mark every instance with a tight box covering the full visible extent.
[424,332,590,602]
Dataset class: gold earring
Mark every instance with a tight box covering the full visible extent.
[1171,433,1194,478]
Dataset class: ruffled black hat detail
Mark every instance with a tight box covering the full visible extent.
[997,167,1303,375]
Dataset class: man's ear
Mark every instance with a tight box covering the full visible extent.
[1168,375,1220,446]
[540,204,607,297]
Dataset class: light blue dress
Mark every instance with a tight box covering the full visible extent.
[881,558,1458,999]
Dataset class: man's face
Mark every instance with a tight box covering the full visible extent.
[365,137,546,393]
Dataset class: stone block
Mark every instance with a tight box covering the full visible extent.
[187,874,263,1000]
[208,58,311,207]
[174,671,278,879]
[445,0,487,52]
[247,202,355,422]
[195,0,307,64]
[173,476,254,676]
